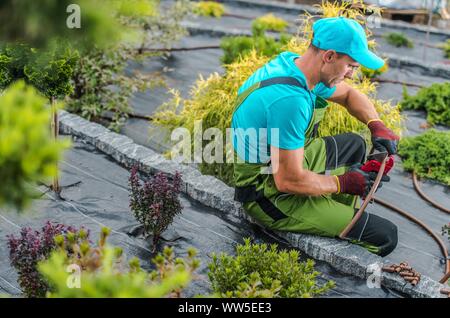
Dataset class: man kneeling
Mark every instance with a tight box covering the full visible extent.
[231,17,399,256]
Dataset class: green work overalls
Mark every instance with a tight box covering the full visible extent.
[233,76,361,238]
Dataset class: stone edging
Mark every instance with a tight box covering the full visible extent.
[183,21,450,79]
[58,109,447,298]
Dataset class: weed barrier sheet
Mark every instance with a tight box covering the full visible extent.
[0,140,400,298]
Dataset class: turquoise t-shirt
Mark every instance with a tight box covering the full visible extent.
[231,51,336,163]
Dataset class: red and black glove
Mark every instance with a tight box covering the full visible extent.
[367,119,400,155]
[337,164,390,197]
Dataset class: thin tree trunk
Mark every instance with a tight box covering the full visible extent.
[51,97,60,193]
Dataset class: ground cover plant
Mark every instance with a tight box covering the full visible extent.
[398,130,450,186]
[400,82,450,127]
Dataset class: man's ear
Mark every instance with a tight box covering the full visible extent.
[322,50,336,63]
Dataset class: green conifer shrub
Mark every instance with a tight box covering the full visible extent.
[208,239,334,298]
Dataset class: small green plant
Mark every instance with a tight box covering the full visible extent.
[383,32,414,48]
[7,222,88,298]
[38,229,200,298]
[219,12,290,65]
[220,33,291,65]
[442,39,450,59]
[400,83,450,127]
[208,239,335,298]
[150,246,201,298]
[252,13,289,33]
[193,1,225,17]
[398,130,450,186]
[0,81,70,210]
[129,166,182,248]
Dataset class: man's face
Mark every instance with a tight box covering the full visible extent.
[319,50,359,88]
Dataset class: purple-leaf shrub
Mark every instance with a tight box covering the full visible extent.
[129,166,182,247]
[7,221,88,298]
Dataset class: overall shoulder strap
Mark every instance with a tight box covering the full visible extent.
[233,76,306,113]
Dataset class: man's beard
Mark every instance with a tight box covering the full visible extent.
[323,78,335,88]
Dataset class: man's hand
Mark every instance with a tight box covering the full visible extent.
[367,119,400,155]
[337,164,390,197]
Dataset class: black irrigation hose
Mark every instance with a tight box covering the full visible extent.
[412,171,450,214]
[140,46,221,53]
[411,171,450,284]
[223,13,256,20]
[336,154,450,284]
[98,112,152,122]
[371,78,425,88]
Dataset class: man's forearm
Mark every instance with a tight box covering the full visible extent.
[344,87,379,124]
[278,170,338,196]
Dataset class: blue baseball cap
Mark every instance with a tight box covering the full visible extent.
[312,17,384,70]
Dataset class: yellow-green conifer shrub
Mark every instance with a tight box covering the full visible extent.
[153,1,404,185]
[193,1,225,18]
[361,62,388,79]
[0,81,70,210]
[252,13,289,33]
[38,227,200,298]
